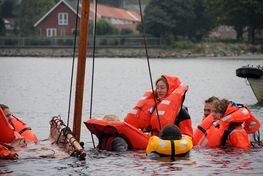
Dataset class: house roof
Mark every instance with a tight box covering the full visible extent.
[34,0,141,27]
[90,3,141,22]
[34,0,79,27]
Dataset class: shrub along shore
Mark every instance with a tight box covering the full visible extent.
[0,42,262,58]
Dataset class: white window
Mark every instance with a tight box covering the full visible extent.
[46,28,57,37]
[58,13,68,25]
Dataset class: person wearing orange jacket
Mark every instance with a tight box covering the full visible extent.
[125,75,193,138]
[0,104,38,143]
[193,98,261,150]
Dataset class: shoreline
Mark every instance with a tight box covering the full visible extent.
[0,47,263,59]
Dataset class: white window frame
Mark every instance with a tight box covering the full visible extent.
[58,13,68,25]
[46,28,57,37]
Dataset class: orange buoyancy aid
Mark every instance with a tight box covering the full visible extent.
[0,108,16,143]
[0,144,17,159]
[194,104,251,149]
[84,118,150,150]
[244,109,260,134]
[124,90,155,129]
[150,75,188,135]
[10,115,38,143]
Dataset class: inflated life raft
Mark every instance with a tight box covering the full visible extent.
[84,118,150,149]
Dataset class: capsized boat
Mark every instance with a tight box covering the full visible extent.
[84,118,150,149]
[236,65,263,103]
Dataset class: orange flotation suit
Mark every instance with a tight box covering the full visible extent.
[194,103,259,150]
[125,75,192,137]
[9,115,38,143]
[0,144,17,159]
[0,108,16,143]
[84,118,150,150]
[124,90,155,130]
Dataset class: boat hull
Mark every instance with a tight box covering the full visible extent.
[248,76,263,103]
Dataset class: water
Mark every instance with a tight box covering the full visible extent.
[0,56,263,175]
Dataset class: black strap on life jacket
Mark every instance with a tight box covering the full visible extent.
[170,140,175,161]
[220,122,242,147]
[19,127,32,134]
[197,125,207,136]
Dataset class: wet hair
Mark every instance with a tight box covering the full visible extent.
[205,96,219,104]
[0,104,9,109]
[213,99,229,115]
[158,124,182,140]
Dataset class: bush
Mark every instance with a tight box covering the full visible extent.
[174,40,194,49]
[120,28,133,35]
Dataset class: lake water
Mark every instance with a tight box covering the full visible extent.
[0,56,263,175]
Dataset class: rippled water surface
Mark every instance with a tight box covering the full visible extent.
[0,56,263,175]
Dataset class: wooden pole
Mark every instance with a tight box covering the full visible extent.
[73,0,90,142]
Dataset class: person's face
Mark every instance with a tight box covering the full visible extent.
[204,103,214,117]
[211,109,223,120]
[156,80,168,99]
[3,108,12,120]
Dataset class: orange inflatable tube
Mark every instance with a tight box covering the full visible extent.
[10,115,38,143]
[84,118,150,149]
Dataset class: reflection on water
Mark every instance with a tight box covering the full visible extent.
[0,57,263,175]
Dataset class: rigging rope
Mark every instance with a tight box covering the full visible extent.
[89,0,98,149]
[138,0,162,130]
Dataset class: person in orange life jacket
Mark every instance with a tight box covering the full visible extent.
[97,114,128,152]
[0,104,38,143]
[0,104,28,147]
[203,96,220,120]
[147,124,189,159]
[195,99,258,149]
[124,75,193,137]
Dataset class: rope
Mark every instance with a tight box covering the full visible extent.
[138,0,162,130]
[66,0,80,128]
[89,0,98,149]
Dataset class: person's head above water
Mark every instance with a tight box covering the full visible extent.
[155,77,168,99]
[158,124,182,140]
[0,104,12,120]
[102,114,120,121]
[203,96,220,118]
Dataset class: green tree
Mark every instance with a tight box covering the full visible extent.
[143,0,212,42]
[205,0,263,43]
[0,0,15,18]
[0,17,5,36]
[96,18,118,35]
[15,0,56,36]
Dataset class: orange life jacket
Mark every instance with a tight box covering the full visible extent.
[125,75,190,136]
[0,144,17,159]
[124,90,155,129]
[10,115,38,143]
[84,118,150,150]
[0,108,16,143]
[150,83,188,135]
[194,104,252,150]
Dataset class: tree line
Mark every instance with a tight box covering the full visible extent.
[142,0,263,43]
[0,0,262,44]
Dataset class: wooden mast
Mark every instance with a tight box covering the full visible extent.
[73,0,90,142]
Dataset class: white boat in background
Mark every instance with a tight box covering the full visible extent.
[236,65,263,103]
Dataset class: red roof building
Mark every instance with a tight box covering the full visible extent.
[34,0,141,37]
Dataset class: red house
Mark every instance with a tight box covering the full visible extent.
[34,0,141,37]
